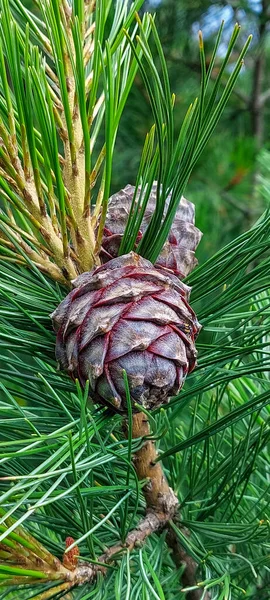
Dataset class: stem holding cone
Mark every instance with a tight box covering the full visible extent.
[129,412,207,600]
[129,412,179,517]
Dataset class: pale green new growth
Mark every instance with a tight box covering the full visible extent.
[0,0,148,283]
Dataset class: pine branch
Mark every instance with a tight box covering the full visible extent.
[125,412,209,598]
[62,510,181,586]
[45,0,96,271]
[0,415,205,599]
[166,525,210,600]
[129,412,178,515]
[0,247,269,597]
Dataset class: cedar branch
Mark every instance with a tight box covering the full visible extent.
[0,413,210,598]
[56,413,206,597]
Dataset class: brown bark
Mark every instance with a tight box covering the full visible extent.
[61,511,179,588]
[26,413,207,598]
[166,525,210,600]
[130,412,179,516]
[129,413,207,599]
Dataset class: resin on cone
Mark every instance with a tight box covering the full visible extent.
[51,252,201,412]
[101,183,202,278]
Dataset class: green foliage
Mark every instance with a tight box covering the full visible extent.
[0,0,152,280]
[0,199,269,598]
[0,0,252,280]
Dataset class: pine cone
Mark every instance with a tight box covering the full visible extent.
[51,252,200,413]
[101,183,202,278]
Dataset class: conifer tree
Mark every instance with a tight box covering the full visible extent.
[0,2,269,600]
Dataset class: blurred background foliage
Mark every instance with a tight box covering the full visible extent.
[118,0,270,264]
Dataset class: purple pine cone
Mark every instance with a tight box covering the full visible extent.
[51,252,201,412]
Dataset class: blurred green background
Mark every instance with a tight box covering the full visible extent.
[26,0,270,263]
[115,0,270,265]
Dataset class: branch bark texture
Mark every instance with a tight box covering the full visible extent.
[38,413,207,598]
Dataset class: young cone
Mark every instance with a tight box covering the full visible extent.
[101,183,202,278]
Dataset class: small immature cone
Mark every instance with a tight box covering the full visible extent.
[101,183,202,278]
[63,537,79,570]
